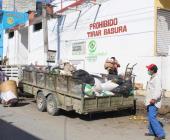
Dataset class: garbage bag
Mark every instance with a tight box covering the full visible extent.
[100,91,115,96]
[93,78,102,92]
[101,80,119,91]
[72,69,95,85]
[108,75,124,85]
[0,90,17,103]
[72,69,89,79]
[82,84,95,97]
[111,80,133,95]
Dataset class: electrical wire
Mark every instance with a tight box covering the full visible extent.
[62,9,154,30]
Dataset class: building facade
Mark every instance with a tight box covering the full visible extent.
[2,0,170,95]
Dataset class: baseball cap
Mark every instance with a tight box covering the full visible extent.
[146,64,157,71]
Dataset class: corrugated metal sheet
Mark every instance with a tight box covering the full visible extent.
[157,9,170,56]
[2,0,36,12]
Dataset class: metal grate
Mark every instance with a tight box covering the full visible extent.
[157,9,170,56]
[1,65,23,84]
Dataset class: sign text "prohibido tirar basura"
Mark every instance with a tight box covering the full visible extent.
[87,18,127,38]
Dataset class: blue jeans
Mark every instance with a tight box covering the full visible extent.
[147,105,165,138]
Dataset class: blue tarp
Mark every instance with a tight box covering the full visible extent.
[0,10,28,57]
[2,10,28,29]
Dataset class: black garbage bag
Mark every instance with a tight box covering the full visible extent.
[111,75,125,85]
[107,74,115,81]
[83,74,95,85]
[111,80,133,96]
[72,69,89,79]
[72,69,95,85]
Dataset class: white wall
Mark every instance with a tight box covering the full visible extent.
[17,28,29,64]
[161,56,170,90]
[59,0,158,89]
[28,19,58,65]
[48,18,58,51]
[3,31,18,65]
[28,24,44,65]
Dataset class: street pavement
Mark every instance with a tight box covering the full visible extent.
[0,97,170,140]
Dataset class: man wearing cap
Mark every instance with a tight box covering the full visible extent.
[145,64,165,140]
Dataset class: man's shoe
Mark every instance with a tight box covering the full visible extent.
[145,133,154,136]
[154,136,166,140]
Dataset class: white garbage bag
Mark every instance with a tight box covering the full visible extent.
[101,80,119,91]
[93,78,102,92]
[0,90,17,103]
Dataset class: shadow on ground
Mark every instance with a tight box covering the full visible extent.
[59,109,133,121]
[0,119,41,140]
[1,98,32,108]
[15,97,35,107]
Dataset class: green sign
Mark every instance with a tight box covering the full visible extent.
[86,40,107,62]
[88,40,96,53]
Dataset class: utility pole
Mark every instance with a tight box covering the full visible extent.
[42,3,49,65]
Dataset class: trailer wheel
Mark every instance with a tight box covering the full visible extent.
[36,92,47,112]
[47,94,60,116]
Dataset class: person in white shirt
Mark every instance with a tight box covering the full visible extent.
[145,64,165,140]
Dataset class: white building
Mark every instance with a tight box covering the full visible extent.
[2,0,170,95]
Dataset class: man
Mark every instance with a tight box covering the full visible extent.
[105,57,120,80]
[104,57,120,81]
[145,64,165,140]
[104,57,120,75]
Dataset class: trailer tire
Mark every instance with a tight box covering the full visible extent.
[47,94,60,116]
[36,92,47,112]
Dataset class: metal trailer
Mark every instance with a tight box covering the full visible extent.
[19,69,136,116]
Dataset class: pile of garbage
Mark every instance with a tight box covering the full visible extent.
[24,60,76,76]
[72,69,133,97]
[0,80,18,107]
[23,60,134,97]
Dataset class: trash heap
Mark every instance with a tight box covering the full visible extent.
[72,69,133,97]
[23,60,134,98]
[24,60,76,76]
